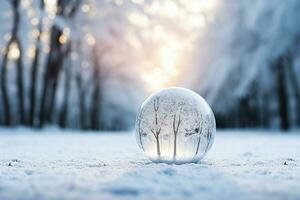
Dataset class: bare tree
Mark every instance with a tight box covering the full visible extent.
[73,41,89,130]
[90,46,102,130]
[150,97,162,157]
[76,71,88,130]
[184,113,204,156]
[274,55,289,130]
[285,52,300,126]
[194,125,203,156]
[137,115,146,151]
[58,44,72,128]
[205,130,213,153]
[172,107,182,159]
[0,39,11,125]
[1,0,25,125]
[204,116,214,153]
[39,0,81,127]
[29,0,44,126]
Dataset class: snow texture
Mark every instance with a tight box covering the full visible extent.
[0,128,299,200]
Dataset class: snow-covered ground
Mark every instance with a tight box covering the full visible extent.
[0,128,299,200]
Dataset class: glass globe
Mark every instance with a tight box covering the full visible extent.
[135,87,216,164]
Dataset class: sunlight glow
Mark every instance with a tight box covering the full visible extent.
[115,0,123,6]
[81,4,91,13]
[142,67,169,92]
[135,0,218,92]
[159,45,179,76]
[4,33,11,41]
[131,0,144,5]
[8,42,20,60]
[179,0,216,14]
[141,43,180,92]
[32,30,40,38]
[87,0,217,92]
[58,28,70,44]
[44,0,57,18]
[58,34,67,44]
[27,46,36,58]
[31,17,39,26]
[128,12,150,28]
[21,0,31,8]
[85,33,96,46]
[160,0,179,18]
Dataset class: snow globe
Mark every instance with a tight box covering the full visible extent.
[135,87,216,164]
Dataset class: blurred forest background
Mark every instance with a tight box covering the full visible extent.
[0,0,299,131]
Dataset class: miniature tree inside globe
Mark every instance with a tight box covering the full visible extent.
[135,87,216,164]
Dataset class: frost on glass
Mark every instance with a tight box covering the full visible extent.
[135,87,216,164]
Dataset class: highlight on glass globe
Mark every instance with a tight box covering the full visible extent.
[135,87,216,164]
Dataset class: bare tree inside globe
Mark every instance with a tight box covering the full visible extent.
[135,87,216,164]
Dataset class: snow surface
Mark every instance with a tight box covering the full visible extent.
[0,128,299,200]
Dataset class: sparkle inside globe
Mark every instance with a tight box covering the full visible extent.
[135,87,216,164]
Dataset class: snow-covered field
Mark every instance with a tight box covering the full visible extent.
[0,128,299,200]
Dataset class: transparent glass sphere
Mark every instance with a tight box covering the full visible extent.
[135,87,216,164]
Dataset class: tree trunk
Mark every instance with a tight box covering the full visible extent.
[39,76,50,127]
[286,60,300,127]
[276,57,289,130]
[205,130,211,153]
[0,43,11,126]
[29,43,40,126]
[0,0,22,126]
[194,127,203,156]
[138,119,144,150]
[29,0,44,126]
[79,88,86,129]
[156,135,161,157]
[59,67,71,128]
[91,79,100,130]
[47,76,59,123]
[39,28,64,126]
[261,93,269,128]
[90,47,102,130]
[76,75,87,130]
[173,133,177,158]
[15,38,26,124]
[195,135,201,155]
[39,1,81,127]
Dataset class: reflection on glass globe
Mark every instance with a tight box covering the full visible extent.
[135,87,216,164]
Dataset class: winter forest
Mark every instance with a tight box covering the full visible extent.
[0,0,299,131]
[0,1,300,200]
